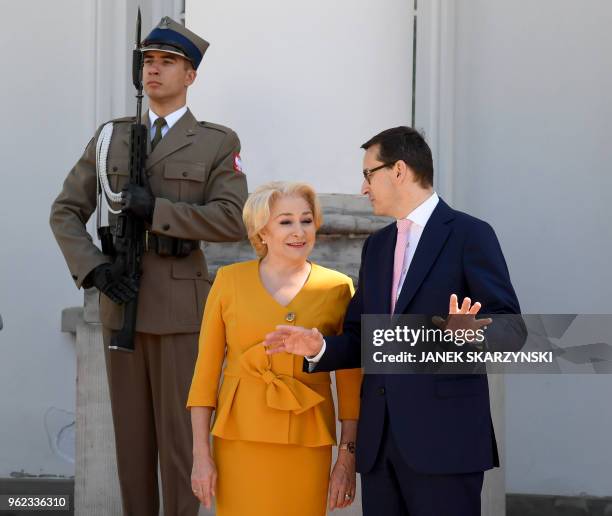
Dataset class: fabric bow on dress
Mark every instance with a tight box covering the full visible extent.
[239,344,324,415]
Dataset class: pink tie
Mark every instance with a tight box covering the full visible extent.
[391,219,412,313]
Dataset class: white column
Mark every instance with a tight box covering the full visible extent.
[74,290,121,515]
[415,3,505,514]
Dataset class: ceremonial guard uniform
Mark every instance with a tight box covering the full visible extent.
[50,17,248,516]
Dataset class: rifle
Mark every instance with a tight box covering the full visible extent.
[109,8,147,352]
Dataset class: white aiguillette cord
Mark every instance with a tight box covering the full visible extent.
[95,122,122,239]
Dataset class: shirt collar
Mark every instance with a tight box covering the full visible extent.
[148,105,188,130]
[403,191,439,227]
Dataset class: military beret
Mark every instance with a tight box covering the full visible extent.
[142,16,209,70]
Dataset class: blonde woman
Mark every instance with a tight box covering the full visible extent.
[188,182,361,515]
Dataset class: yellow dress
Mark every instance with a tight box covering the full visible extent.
[187,260,361,516]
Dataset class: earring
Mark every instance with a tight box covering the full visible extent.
[261,241,267,245]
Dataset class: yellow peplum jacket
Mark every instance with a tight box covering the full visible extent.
[187,260,361,447]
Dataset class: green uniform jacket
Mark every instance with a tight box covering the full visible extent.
[50,109,248,334]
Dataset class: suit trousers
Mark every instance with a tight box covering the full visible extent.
[361,408,484,516]
[103,328,200,516]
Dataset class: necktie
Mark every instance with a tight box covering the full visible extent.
[151,117,167,150]
[390,219,412,313]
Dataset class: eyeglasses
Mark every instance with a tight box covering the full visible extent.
[362,162,396,184]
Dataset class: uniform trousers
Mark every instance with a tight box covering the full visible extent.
[103,329,200,516]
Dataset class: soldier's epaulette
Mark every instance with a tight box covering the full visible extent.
[197,121,233,135]
[109,116,136,124]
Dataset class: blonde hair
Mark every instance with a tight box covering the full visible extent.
[242,181,323,257]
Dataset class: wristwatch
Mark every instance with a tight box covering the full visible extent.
[338,441,355,454]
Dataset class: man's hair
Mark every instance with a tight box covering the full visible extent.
[361,126,433,187]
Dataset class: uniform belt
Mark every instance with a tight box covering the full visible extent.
[144,231,199,257]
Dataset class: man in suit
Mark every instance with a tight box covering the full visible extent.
[264,126,520,515]
[50,17,248,516]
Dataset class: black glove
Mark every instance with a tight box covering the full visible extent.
[88,263,139,305]
[121,184,155,223]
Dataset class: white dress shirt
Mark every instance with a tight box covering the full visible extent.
[148,105,188,141]
[307,192,440,366]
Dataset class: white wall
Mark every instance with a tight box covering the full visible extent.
[2,0,610,498]
[0,1,97,476]
[185,0,415,194]
[0,0,180,479]
[452,0,612,496]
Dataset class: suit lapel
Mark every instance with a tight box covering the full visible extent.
[393,199,454,314]
[122,109,198,169]
[146,109,197,169]
[372,225,396,314]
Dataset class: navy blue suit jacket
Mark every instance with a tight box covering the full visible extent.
[309,198,521,475]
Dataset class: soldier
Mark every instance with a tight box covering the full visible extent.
[50,17,248,516]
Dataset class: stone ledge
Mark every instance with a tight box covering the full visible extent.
[318,194,391,235]
[61,307,83,335]
[507,493,612,516]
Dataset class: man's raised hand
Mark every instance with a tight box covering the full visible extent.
[432,294,493,336]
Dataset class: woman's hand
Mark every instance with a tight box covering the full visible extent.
[328,452,356,510]
[191,452,217,509]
